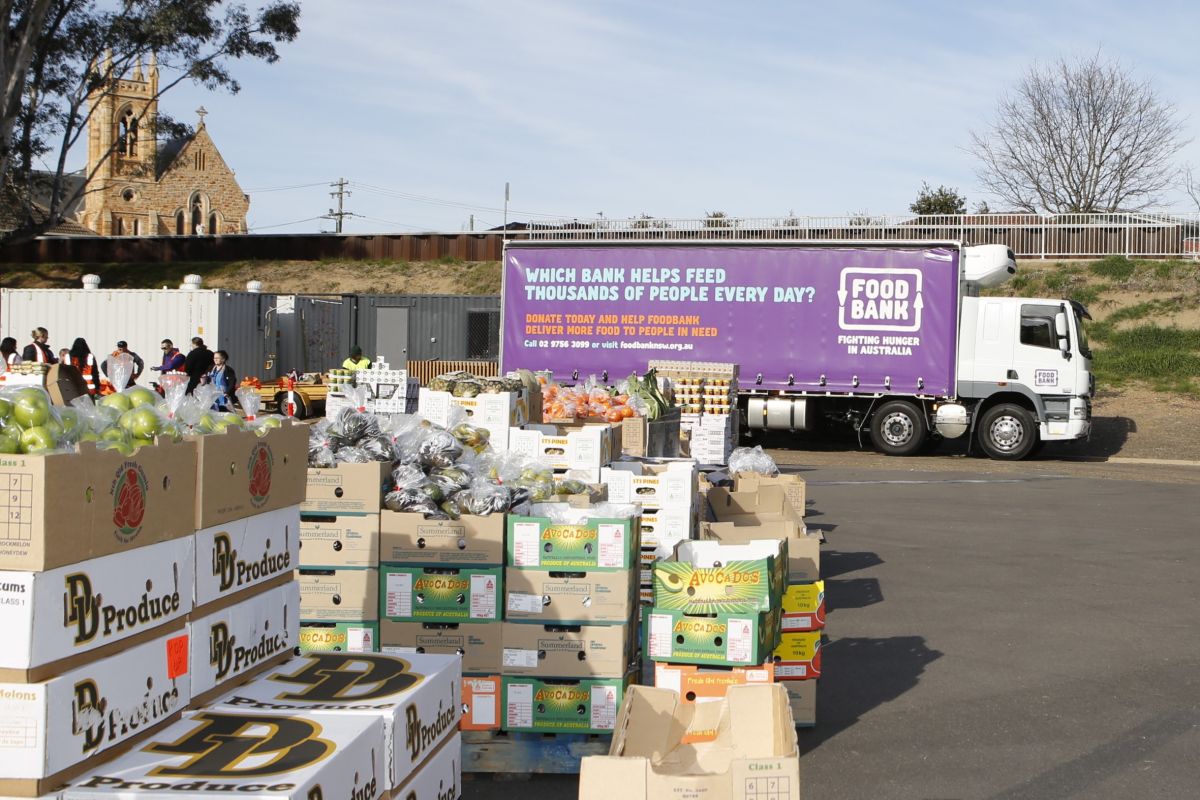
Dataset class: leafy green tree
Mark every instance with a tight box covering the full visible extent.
[910,182,967,215]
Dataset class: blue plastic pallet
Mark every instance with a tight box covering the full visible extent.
[462,730,612,774]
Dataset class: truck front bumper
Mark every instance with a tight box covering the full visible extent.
[1040,397,1092,441]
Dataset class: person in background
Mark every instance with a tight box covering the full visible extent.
[151,339,186,374]
[69,338,101,395]
[183,336,214,394]
[58,348,70,364]
[0,337,20,370]
[103,341,145,386]
[202,350,238,410]
[22,327,56,364]
[342,345,371,371]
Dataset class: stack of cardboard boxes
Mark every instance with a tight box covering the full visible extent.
[297,461,390,653]
[648,361,740,465]
[417,382,533,453]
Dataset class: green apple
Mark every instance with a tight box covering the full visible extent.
[98,393,133,414]
[77,431,100,443]
[119,407,162,440]
[98,439,134,456]
[0,430,19,454]
[192,412,216,434]
[257,416,284,429]
[0,398,11,422]
[100,427,131,446]
[131,436,155,450]
[12,389,50,428]
[57,408,81,438]
[19,426,56,453]
[125,386,159,408]
[212,413,246,433]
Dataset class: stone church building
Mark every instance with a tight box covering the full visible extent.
[81,54,249,236]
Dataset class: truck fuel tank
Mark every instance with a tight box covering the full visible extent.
[747,396,811,431]
[934,403,968,438]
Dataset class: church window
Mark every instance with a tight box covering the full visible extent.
[194,150,206,171]
[122,188,136,202]
[114,217,124,236]
[208,212,219,235]
[175,210,185,235]
[132,218,140,235]
[117,108,138,157]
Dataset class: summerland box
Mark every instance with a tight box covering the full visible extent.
[193,506,300,609]
[0,626,190,795]
[297,568,379,622]
[505,568,635,625]
[502,621,637,679]
[208,652,461,789]
[192,422,307,529]
[187,580,300,703]
[61,710,385,800]
[381,622,501,675]
[578,684,800,800]
[0,535,194,676]
[380,512,505,566]
[302,462,390,515]
[300,512,380,569]
[0,438,198,572]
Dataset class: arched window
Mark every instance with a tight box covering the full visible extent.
[117,108,138,157]
[188,192,210,235]
[208,212,219,235]
[175,210,185,236]
[113,217,124,236]
[132,218,140,236]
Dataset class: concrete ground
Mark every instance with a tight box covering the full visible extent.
[465,453,1200,800]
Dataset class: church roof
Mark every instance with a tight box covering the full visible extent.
[157,134,193,179]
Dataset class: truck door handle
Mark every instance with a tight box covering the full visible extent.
[1007,370,1018,380]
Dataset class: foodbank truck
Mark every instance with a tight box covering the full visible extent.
[499,240,1094,460]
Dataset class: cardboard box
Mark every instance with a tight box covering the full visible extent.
[43,364,89,406]
[193,506,299,609]
[781,581,825,632]
[734,472,806,521]
[380,621,501,675]
[772,631,822,680]
[502,621,636,679]
[302,461,389,515]
[644,607,780,667]
[578,684,799,800]
[188,581,299,703]
[62,710,384,800]
[501,672,633,734]
[297,567,378,622]
[507,513,637,571]
[619,409,681,458]
[504,568,635,625]
[380,512,505,566]
[785,679,817,727]
[299,621,380,654]
[0,438,198,572]
[637,507,693,554]
[299,512,380,568]
[418,387,530,430]
[509,423,621,473]
[380,566,502,623]
[209,652,460,790]
[702,485,818,581]
[653,662,775,703]
[192,422,307,529]
[0,627,190,793]
[0,536,194,676]
[393,730,461,800]
[460,675,501,730]
[601,460,697,511]
[652,539,787,615]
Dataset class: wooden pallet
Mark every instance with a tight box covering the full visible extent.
[462,729,612,774]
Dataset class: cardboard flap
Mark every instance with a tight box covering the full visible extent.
[727,683,795,758]
[612,685,690,761]
[579,756,647,800]
[675,538,785,565]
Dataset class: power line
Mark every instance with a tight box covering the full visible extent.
[322,178,354,234]
[247,215,325,231]
[348,181,573,219]
[243,181,329,193]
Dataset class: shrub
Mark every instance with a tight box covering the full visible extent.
[1089,255,1136,280]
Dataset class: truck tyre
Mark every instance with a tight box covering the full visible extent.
[870,400,928,457]
[275,391,309,420]
[977,403,1037,460]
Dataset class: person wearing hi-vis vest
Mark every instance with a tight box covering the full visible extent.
[69,338,102,395]
[21,327,56,364]
[342,345,371,371]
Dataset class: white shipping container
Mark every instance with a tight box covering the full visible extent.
[0,286,278,379]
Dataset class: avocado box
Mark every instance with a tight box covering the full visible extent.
[772,631,822,680]
[380,565,502,623]
[652,539,787,615]
[780,581,825,632]
[297,567,379,622]
[207,652,460,790]
[192,421,307,529]
[501,672,634,734]
[380,621,501,675]
[644,606,780,667]
[504,567,636,625]
[380,511,505,566]
[299,621,380,654]
[61,710,384,800]
[507,513,638,571]
[300,511,381,568]
[194,505,299,609]
[502,620,637,678]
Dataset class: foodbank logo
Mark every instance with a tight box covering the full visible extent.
[247,443,274,507]
[111,463,148,541]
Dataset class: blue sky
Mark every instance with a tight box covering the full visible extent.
[151,0,1200,233]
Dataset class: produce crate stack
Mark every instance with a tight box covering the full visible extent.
[297,461,391,654]
[417,372,535,453]
[500,498,642,735]
[327,359,411,418]
[648,360,740,465]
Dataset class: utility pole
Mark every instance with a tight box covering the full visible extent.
[324,178,353,233]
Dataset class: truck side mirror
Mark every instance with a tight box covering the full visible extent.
[1054,312,1068,338]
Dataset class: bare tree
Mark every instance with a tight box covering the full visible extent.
[1184,164,1200,213]
[968,53,1189,213]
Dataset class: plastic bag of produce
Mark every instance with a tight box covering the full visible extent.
[160,373,190,420]
[330,406,381,448]
[0,386,69,453]
[727,445,779,476]
[418,429,463,469]
[429,463,474,496]
[343,385,370,412]
[449,422,490,452]
[307,418,336,467]
[236,387,262,421]
[451,379,482,398]
[104,353,134,393]
[529,502,640,524]
[452,479,511,516]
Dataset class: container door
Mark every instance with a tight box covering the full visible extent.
[374,306,408,369]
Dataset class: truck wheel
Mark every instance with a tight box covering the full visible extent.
[275,391,309,420]
[870,400,928,457]
[977,403,1037,460]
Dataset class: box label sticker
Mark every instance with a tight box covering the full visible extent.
[472,693,497,726]
[507,682,533,728]
[347,627,368,652]
[590,684,618,731]
[726,617,752,664]
[648,613,673,659]
[166,634,190,679]
[776,664,809,678]
[512,521,541,567]
[385,572,413,617]
[470,574,497,619]
[507,592,544,614]
[503,648,539,669]
[598,523,624,568]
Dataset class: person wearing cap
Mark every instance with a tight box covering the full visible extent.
[342,346,371,371]
[103,340,145,386]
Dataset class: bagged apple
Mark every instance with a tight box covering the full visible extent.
[0,386,71,454]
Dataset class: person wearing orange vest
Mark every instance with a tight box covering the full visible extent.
[21,327,56,364]
[69,338,101,395]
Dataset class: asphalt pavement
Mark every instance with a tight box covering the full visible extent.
[465,455,1200,800]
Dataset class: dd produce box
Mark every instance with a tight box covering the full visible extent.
[652,539,787,615]
[502,621,637,679]
[297,567,379,622]
[380,566,502,623]
[507,513,638,571]
[393,731,461,800]
[299,621,380,654]
[381,621,501,675]
[302,461,390,515]
[193,422,307,528]
[188,580,299,703]
[0,437,197,572]
[209,652,460,789]
[501,672,634,734]
[193,505,299,609]
[0,626,190,795]
[644,607,781,667]
[0,535,194,676]
[62,711,384,800]
[578,684,799,800]
[300,512,380,568]
[773,631,822,680]
[781,581,825,632]
[380,511,505,566]
[505,568,635,625]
